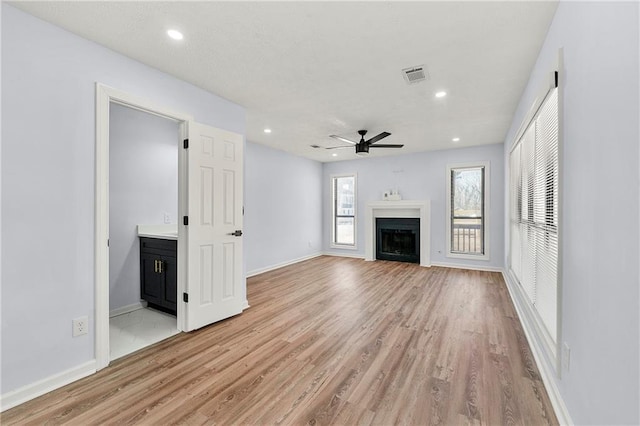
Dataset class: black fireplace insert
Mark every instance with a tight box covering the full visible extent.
[376,218,420,263]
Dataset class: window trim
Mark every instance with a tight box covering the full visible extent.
[330,173,357,249]
[445,161,490,261]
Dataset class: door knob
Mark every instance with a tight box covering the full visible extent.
[229,230,243,237]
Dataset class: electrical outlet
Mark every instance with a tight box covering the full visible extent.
[308,241,312,248]
[73,316,88,337]
[163,212,171,224]
[562,342,570,371]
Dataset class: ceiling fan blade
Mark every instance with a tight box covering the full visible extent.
[366,131,391,145]
[325,145,353,149]
[329,135,357,145]
[369,144,404,148]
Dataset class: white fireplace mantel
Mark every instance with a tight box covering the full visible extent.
[365,200,430,267]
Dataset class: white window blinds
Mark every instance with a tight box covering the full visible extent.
[509,88,559,343]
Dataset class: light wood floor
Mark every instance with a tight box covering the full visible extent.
[2,256,557,425]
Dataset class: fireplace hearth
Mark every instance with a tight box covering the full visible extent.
[376,218,420,263]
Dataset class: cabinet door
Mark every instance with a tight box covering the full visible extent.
[163,256,178,312]
[140,253,163,306]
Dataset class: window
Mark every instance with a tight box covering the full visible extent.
[446,162,490,260]
[509,87,559,345]
[332,175,356,247]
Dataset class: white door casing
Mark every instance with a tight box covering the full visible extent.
[96,84,192,370]
[184,122,245,331]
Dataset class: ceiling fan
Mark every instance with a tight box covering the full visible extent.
[315,130,404,155]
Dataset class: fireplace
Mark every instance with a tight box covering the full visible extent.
[376,218,420,263]
[364,200,430,267]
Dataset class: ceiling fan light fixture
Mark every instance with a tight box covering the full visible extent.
[355,144,370,155]
[327,130,400,155]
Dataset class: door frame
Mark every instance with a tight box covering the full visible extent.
[95,83,193,370]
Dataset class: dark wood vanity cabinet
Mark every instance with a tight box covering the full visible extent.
[139,237,177,315]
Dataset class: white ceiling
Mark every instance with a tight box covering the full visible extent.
[11,1,558,162]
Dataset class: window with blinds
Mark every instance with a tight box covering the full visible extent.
[509,88,559,344]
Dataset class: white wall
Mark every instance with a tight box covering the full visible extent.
[1,4,244,395]
[245,142,323,275]
[503,2,639,424]
[323,144,505,270]
[109,104,179,311]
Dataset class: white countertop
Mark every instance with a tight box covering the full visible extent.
[137,224,178,240]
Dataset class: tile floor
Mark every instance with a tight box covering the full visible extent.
[109,308,180,361]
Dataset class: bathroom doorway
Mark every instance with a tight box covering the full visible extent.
[95,84,247,371]
[108,102,181,360]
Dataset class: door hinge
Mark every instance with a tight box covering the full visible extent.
[183,292,189,303]
[554,71,559,88]
[183,216,188,226]
[183,138,189,149]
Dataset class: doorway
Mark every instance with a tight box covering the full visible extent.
[95,84,191,370]
[108,102,181,360]
[95,84,247,371]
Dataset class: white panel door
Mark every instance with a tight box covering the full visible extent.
[185,121,244,331]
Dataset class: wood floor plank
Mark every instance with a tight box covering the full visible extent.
[1,257,558,425]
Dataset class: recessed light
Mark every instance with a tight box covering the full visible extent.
[167,29,183,40]
[332,153,338,157]
[452,137,460,142]
[264,128,272,134]
[435,91,447,98]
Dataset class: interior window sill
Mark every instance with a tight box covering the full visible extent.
[330,244,358,251]
[446,252,490,261]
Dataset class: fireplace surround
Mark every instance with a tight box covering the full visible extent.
[364,200,430,267]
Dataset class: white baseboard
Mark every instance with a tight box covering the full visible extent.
[322,251,365,259]
[430,261,504,273]
[502,271,573,426]
[246,252,323,278]
[0,360,96,412]
[109,301,146,318]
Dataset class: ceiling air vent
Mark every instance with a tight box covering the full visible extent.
[402,65,429,84]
